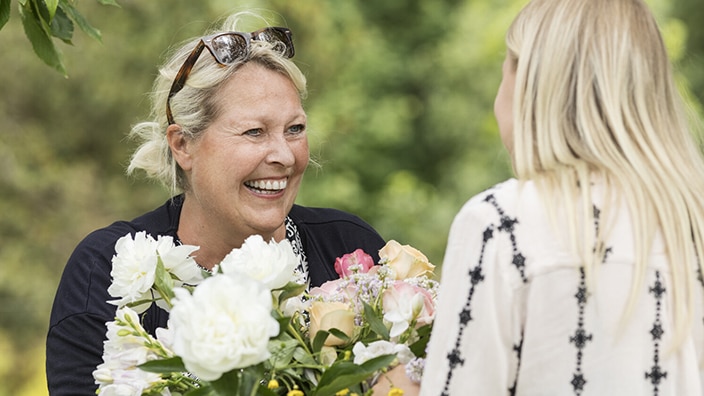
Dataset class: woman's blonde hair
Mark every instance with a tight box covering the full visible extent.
[506,0,704,341]
[127,12,307,194]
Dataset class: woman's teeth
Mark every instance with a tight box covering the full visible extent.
[245,179,287,193]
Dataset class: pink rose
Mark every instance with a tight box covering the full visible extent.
[309,278,346,299]
[334,249,375,278]
[382,281,435,338]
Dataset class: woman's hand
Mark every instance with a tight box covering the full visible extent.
[371,364,420,395]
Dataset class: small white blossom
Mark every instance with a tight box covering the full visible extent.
[352,340,414,365]
[94,307,167,394]
[219,235,298,289]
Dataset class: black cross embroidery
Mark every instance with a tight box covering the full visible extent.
[645,271,667,394]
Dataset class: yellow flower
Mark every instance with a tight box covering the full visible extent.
[379,240,435,279]
[287,389,305,396]
[267,379,279,390]
[335,389,350,396]
[387,388,404,396]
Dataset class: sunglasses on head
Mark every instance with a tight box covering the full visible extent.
[166,26,295,125]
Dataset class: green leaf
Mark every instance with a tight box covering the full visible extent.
[49,6,73,43]
[292,346,318,366]
[209,370,241,395]
[327,327,351,343]
[184,386,217,396]
[268,338,299,370]
[138,357,187,374]
[312,330,330,354]
[95,0,120,6]
[19,1,66,75]
[154,255,175,306]
[276,281,307,305]
[363,302,389,339]
[45,0,58,20]
[59,0,101,41]
[313,354,396,396]
[409,323,432,357]
[0,0,10,30]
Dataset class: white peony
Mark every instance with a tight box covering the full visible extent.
[108,232,160,312]
[352,340,414,365]
[169,274,280,381]
[154,235,202,285]
[108,232,202,313]
[219,235,298,290]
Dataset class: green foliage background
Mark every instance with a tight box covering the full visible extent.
[0,0,701,394]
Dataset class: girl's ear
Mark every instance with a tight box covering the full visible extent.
[166,125,194,171]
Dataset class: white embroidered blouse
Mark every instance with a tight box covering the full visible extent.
[420,179,704,396]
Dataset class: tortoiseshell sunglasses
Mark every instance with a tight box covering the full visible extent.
[166,27,294,125]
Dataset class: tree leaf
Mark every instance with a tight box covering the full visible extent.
[95,0,120,6]
[0,0,10,30]
[59,0,101,41]
[49,6,73,43]
[44,0,58,20]
[19,1,66,75]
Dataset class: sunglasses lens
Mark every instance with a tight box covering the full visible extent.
[211,34,249,64]
[255,28,294,58]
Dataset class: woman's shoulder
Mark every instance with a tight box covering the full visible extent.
[454,178,542,224]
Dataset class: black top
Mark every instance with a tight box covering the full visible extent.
[46,195,385,395]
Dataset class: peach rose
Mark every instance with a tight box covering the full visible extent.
[308,301,356,346]
[379,240,435,279]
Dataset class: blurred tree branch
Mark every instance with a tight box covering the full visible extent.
[0,0,119,76]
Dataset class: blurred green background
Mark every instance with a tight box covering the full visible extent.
[0,0,701,394]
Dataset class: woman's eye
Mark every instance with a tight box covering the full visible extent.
[243,128,263,137]
[288,124,306,134]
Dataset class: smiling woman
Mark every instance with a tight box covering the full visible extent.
[45,10,386,396]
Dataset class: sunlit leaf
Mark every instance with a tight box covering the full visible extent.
[49,6,73,43]
[0,0,10,30]
[59,0,101,41]
[45,0,58,20]
[19,1,65,75]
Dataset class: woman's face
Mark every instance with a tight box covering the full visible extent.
[178,62,308,242]
[494,55,516,154]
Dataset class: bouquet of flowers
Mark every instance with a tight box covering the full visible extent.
[93,232,437,396]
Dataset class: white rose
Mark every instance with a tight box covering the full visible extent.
[219,235,298,289]
[169,275,279,381]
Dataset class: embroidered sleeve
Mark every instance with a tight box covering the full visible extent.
[421,192,523,396]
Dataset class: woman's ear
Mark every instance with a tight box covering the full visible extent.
[166,125,194,171]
